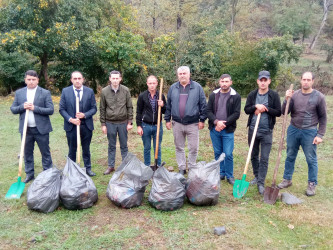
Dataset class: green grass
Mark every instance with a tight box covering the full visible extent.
[1,94,333,249]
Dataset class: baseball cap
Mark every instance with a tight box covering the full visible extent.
[258,71,270,80]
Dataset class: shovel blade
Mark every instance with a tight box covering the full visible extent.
[263,186,279,205]
[233,175,249,198]
[5,177,26,199]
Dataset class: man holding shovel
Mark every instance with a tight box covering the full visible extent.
[136,75,166,167]
[59,71,97,177]
[10,70,54,183]
[164,66,207,175]
[207,74,241,185]
[244,71,281,195]
[278,72,327,196]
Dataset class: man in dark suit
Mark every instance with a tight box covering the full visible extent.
[59,71,97,176]
[10,70,54,183]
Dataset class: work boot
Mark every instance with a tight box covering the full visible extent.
[250,177,258,185]
[23,175,35,183]
[103,166,115,175]
[306,182,316,196]
[227,177,235,185]
[277,179,292,189]
[220,175,225,181]
[258,185,265,195]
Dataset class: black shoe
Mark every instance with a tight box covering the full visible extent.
[23,175,34,183]
[250,177,258,185]
[227,177,235,185]
[86,169,96,177]
[178,169,187,175]
[258,185,265,195]
[220,175,225,180]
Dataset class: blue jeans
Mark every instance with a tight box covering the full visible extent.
[142,122,163,166]
[210,129,234,179]
[283,125,318,184]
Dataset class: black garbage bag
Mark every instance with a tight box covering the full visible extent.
[148,166,186,211]
[106,153,153,208]
[186,153,225,206]
[60,157,98,210]
[27,167,62,213]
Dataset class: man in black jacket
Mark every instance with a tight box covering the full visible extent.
[136,75,166,166]
[244,71,281,195]
[207,74,241,185]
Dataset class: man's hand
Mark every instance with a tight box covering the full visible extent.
[158,100,164,107]
[137,126,143,136]
[255,104,268,115]
[285,89,294,99]
[127,123,133,131]
[24,102,34,110]
[198,121,205,130]
[215,120,226,132]
[102,125,107,134]
[70,118,81,126]
[76,112,85,119]
[313,136,323,145]
[166,122,172,130]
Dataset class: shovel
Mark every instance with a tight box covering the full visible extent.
[233,112,261,198]
[150,78,164,172]
[76,96,81,165]
[5,109,29,199]
[264,84,293,204]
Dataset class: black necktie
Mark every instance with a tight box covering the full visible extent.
[75,89,81,99]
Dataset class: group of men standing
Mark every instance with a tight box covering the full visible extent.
[10,67,327,197]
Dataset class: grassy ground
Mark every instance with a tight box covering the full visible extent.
[0,93,332,250]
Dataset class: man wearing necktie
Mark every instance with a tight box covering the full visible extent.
[10,70,54,183]
[59,71,97,176]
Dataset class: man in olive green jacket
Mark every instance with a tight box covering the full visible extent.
[100,70,133,174]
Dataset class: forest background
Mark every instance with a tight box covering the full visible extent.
[0,0,332,96]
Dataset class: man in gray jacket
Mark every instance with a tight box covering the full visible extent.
[165,66,207,174]
[100,70,133,174]
[10,70,54,183]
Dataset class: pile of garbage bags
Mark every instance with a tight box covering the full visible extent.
[106,153,153,208]
[149,166,186,211]
[27,157,98,213]
[186,153,225,206]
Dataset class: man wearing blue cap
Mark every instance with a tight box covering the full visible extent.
[244,70,281,195]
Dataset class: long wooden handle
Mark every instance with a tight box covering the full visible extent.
[76,96,81,165]
[243,112,261,175]
[272,84,294,186]
[18,109,29,177]
[154,78,164,160]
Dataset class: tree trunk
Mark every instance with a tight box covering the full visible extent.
[39,52,50,88]
[177,0,184,30]
[230,0,239,33]
[309,0,331,50]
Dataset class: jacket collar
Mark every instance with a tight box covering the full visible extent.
[213,87,237,95]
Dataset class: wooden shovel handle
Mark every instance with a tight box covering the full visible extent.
[76,96,81,165]
[18,109,29,177]
[243,113,261,175]
[154,78,163,160]
[272,84,293,186]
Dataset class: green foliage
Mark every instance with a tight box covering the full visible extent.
[272,5,313,42]
[0,51,38,94]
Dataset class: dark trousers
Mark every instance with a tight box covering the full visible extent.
[66,123,93,170]
[248,129,272,186]
[106,122,128,167]
[24,127,53,177]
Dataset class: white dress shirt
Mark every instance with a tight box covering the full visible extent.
[26,86,37,127]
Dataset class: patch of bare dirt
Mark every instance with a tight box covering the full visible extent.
[82,195,167,248]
